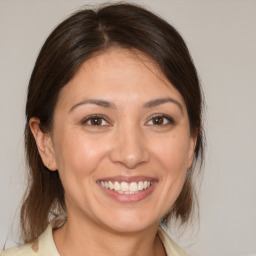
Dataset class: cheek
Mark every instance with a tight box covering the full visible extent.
[148,134,190,216]
[150,133,191,175]
[53,130,109,179]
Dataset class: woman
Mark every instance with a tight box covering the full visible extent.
[1,3,204,256]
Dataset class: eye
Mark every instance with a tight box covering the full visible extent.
[82,115,109,126]
[146,114,175,126]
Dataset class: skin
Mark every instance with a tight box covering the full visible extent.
[30,48,197,256]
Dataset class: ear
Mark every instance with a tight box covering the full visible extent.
[187,131,198,169]
[29,117,57,171]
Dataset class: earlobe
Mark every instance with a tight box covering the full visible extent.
[29,117,57,171]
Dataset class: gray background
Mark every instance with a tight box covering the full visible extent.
[0,1,255,256]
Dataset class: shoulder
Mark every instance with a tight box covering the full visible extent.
[1,215,66,256]
[0,242,38,256]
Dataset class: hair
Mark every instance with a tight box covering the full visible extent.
[21,2,204,243]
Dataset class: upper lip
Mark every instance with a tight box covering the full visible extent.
[97,175,157,183]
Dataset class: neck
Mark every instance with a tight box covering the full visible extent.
[53,215,166,256]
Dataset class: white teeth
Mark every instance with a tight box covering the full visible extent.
[120,182,129,192]
[104,181,109,189]
[100,180,152,193]
[114,181,120,191]
[129,182,138,192]
[138,181,144,191]
[109,181,114,190]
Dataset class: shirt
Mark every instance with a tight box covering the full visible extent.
[1,216,186,256]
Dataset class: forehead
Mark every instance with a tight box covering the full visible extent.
[56,48,185,108]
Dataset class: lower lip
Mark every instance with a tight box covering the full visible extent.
[97,182,157,203]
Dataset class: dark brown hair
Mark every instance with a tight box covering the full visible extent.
[22,2,204,243]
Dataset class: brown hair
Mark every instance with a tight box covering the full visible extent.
[21,2,204,243]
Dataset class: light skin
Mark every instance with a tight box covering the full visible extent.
[30,48,197,256]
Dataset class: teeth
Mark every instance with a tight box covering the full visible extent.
[129,182,138,192]
[114,181,120,191]
[104,181,109,189]
[100,180,152,193]
[120,182,129,192]
[138,181,144,191]
[109,181,114,190]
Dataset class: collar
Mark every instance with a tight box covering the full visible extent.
[36,215,186,256]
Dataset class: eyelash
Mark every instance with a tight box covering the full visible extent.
[81,114,110,126]
[81,114,176,127]
[146,114,176,126]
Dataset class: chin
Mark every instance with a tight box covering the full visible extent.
[98,210,160,234]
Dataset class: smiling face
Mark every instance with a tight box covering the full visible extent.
[41,48,196,233]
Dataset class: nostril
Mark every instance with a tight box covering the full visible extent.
[109,140,150,169]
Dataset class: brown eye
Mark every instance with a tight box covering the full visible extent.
[82,115,109,126]
[152,116,164,125]
[90,117,103,126]
[146,114,175,126]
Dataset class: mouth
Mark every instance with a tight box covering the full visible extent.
[97,176,156,203]
[99,180,153,194]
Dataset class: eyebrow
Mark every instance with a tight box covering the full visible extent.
[143,97,183,114]
[69,97,183,113]
[69,99,116,112]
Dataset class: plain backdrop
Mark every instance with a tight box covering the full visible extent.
[0,1,255,256]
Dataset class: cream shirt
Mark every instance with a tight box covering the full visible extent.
[1,216,186,256]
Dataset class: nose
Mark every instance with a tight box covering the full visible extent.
[109,125,150,169]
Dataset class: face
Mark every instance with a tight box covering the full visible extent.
[44,49,196,233]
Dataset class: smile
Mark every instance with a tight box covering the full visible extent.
[99,180,153,194]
